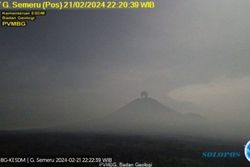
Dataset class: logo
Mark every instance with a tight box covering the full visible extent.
[202,151,240,158]
[245,141,250,162]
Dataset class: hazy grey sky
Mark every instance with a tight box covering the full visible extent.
[1,0,250,129]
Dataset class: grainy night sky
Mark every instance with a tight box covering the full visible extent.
[1,0,250,129]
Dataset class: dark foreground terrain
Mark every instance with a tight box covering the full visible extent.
[0,131,248,167]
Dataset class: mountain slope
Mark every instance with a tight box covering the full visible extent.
[81,96,207,136]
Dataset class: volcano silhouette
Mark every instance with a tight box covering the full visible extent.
[84,92,204,135]
[107,95,179,122]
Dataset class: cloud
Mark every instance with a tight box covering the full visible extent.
[168,76,250,114]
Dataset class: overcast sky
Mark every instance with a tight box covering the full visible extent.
[1,0,250,129]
